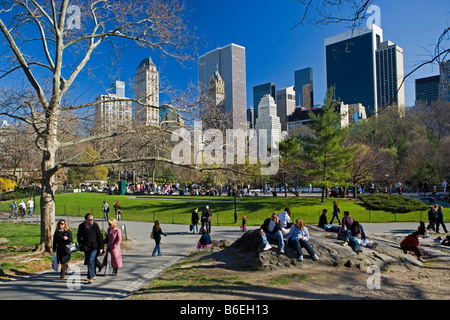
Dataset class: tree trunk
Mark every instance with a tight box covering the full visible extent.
[39,149,57,253]
[39,114,60,253]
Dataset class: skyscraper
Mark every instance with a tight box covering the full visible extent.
[198,43,247,130]
[253,82,276,121]
[276,86,296,131]
[294,68,314,108]
[254,94,282,149]
[376,40,405,115]
[325,25,383,116]
[134,57,159,126]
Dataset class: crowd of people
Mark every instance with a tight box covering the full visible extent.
[8,198,34,219]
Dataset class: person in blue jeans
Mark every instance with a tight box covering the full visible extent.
[285,219,319,261]
[342,220,364,253]
[260,212,285,254]
[151,220,167,256]
[77,213,104,284]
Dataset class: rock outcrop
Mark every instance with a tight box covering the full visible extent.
[203,226,427,272]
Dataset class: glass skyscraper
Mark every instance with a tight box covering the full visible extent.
[325,25,383,116]
[294,68,313,109]
[253,82,276,121]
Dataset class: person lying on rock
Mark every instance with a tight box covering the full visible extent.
[260,212,285,254]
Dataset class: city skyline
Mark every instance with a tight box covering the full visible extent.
[1,1,448,114]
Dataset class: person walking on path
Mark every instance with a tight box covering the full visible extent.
[113,200,122,221]
[151,220,167,256]
[9,201,17,219]
[435,205,448,233]
[191,207,199,234]
[77,213,104,284]
[330,201,341,225]
[102,201,110,221]
[103,218,122,276]
[26,198,34,216]
[427,206,436,232]
[52,219,73,279]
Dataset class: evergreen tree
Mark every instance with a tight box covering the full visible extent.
[302,87,357,202]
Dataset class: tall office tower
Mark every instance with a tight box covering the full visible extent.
[415,75,440,105]
[439,60,450,103]
[325,25,383,116]
[134,57,159,126]
[198,43,247,130]
[94,91,132,134]
[255,94,282,148]
[253,82,276,121]
[376,40,405,115]
[276,86,296,131]
[111,80,125,98]
[294,68,314,108]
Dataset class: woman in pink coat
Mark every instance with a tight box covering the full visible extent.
[105,218,122,275]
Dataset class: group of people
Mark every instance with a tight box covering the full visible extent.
[319,207,377,253]
[52,213,123,283]
[427,205,448,233]
[190,206,213,235]
[259,208,319,262]
[102,200,122,221]
[9,198,34,219]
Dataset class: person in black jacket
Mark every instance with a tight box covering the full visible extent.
[52,219,73,279]
[77,213,104,284]
[259,212,285,253]
[191,207,200,234]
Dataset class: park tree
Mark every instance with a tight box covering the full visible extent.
[0,0,197,252]
[302,87,357,202]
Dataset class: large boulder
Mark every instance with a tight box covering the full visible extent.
[202,226,426,272]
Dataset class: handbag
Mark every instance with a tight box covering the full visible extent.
[65,242,79,254]
[52,254,58,272]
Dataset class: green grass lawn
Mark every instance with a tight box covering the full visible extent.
[1,192,436,226]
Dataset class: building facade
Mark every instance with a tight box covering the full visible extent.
[253,82,276,122]
[276,86,296,131]
[198,43,247,130]
[294,67,314,108]
[94,93,132,133]
[439,60,450,103]
[415,75,440,105]
[134,57,159,126]
[376,40,405,116]
[254,94,282,148]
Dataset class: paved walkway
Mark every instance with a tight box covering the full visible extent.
[0,214,448,300]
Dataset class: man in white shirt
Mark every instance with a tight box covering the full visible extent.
[278,207,293,234]
[27,198,34,216]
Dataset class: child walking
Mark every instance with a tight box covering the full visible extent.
[151,220,167,256]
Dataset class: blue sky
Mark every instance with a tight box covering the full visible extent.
[141,0,450,108]
[2,0,449,110]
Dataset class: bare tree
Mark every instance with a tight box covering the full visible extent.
[0,0,198,252]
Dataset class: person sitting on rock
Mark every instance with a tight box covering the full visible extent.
[318,209,328,229]
[260,212,285,254]
[342,220,364,253]
[341,211,354,231]
[197,228,212,249]
[285,218,319,262]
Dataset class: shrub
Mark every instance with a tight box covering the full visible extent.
[360,194,428,213]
